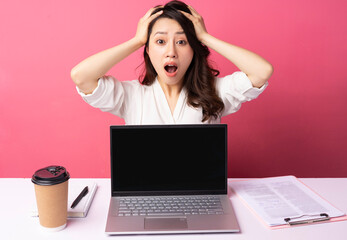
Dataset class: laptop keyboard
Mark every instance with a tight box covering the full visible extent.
[117,196,224,217]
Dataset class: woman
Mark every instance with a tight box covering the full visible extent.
[71,1,273,124]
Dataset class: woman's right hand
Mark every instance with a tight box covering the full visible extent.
[134,7,163,46]
[71,7,163,94]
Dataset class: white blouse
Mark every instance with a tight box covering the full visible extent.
[76,71,268,124]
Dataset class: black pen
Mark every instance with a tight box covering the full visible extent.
[71,186,89,209]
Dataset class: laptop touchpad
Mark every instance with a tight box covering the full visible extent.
[145,217,188,230]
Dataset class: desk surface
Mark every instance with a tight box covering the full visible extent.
[1,178,347,240]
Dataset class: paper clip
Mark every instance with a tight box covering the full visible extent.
[284,213,330,225]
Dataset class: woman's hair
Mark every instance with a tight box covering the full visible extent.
[140,0,224,122]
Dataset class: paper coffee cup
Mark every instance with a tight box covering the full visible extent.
[32,166,70,231]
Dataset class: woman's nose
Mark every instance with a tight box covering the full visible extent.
[166,42,177,58]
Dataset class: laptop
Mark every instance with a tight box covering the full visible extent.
[105,124,240,235]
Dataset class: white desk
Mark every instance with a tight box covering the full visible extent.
[1,178,347,240]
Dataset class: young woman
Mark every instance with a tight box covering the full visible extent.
[71,1,273,124]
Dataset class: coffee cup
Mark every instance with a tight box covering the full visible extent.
[32,165,70,231]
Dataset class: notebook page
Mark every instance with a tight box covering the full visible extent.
[230,176,345,226]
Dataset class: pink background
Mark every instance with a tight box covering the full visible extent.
[1,0,346,178]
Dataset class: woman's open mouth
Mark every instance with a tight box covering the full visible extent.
[164,62,178,77]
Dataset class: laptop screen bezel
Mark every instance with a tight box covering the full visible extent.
[110,124,228,197]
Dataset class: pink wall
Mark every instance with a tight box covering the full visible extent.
[1,0,346,178]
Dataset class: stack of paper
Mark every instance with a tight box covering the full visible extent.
[230,176,345,227]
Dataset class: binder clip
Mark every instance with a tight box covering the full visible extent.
[284,213,330,225]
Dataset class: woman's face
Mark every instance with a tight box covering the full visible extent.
[147,18,194,87]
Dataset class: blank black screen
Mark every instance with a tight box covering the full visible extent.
[111,125,227,196]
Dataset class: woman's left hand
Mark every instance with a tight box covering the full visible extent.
[179,5,208,42]
[182,5,273,87]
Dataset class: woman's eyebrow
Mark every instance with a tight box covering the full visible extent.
[154,31,185,36]
[154,31,167,36]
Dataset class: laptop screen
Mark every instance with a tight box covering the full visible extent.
[110,124,227,196]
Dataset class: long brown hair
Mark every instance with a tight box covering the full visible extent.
[140,0,224,122]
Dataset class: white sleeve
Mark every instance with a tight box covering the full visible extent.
[75,76,128,118]
[216,71,268,117]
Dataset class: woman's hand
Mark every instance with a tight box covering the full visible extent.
[179,5,208,42]
[135,7,163,46]
[181,5,273,88]
[71,7,163,94]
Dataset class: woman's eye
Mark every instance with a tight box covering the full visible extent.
[177,40,187,45]
[156,39,165,44]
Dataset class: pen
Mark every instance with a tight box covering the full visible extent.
[71,186,89,209]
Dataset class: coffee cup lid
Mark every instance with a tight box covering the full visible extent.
[32,166,70,186]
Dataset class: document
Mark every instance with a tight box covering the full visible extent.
[230,176,345,227]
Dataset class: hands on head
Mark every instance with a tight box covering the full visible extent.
[135,6,163,46]
[134,3,208,46]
